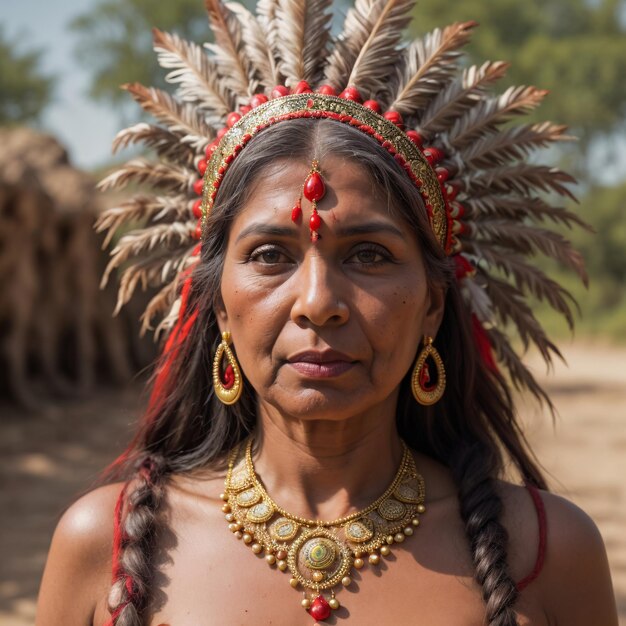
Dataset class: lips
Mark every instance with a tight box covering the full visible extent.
[286,350,356,378]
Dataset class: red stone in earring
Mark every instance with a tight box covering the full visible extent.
[302,160,326,242]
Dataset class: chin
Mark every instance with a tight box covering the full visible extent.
[267,387,367,421]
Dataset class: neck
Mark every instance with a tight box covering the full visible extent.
[252,399,404,521]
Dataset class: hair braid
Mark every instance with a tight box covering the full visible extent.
[453,444,520,626]
[107,457,166,626]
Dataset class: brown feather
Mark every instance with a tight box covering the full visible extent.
[459,163,577,200]
[98,160,195,194]
[459,122,573,169]
[448,85,548,149]
[462,196,591,231]
[274,0,332,88]
[482,270,563,363]
[112,123,196,165]
[325,0,415,94]
[153,28,235,124]
[122,83,214,151]
[470,219,588,284]
[95,194,192,249]
[226,2,281,89]
[103,222,194,295]
[388,21,477,114]
[488,326,554,408]
[464,245,578,329]
[419,61,509,135]
[205,0,258,100]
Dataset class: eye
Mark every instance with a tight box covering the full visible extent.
[248,244,291,265]
[346,244,392,267]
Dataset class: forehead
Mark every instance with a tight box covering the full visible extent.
[240,156,399,221]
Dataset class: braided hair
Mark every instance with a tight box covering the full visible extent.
[104,119,547,625]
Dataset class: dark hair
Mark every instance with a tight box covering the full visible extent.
[106,119,547,626]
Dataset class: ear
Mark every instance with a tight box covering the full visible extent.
[422,282,447,339]
[214,292,229,334]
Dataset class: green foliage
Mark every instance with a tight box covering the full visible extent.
[70,0,254,107]
[535,182,626,340]
[409,0,626,147]
[0,27,54,125]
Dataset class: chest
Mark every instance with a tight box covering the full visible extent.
[140,511,547,626]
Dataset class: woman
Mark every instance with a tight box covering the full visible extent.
[37,1,618,625]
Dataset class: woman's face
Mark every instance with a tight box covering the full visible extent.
[216,156,444,421]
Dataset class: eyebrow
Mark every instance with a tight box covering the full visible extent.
[235,220,406,243]
[335,222,406,239]
[235,224,296,243]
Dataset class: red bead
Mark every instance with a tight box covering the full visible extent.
[436,167,449,183]
[226,112,242,128]
[294,80,312,94]
[445,183,459,201]
[192,243,202,256]
[423,147,445,165]
[217,127,229,139]
[405,130,423,149]
[239,105,252,115]
[205,140,219,159]
[309,595,331,621]
[250,94,269,108]
[271,85,290,98]
[309,211,322,231]
[193,179,204,195]
[317,84,337,96]
[339,86,362,102]
[454,253,475,280]
[291,202,302,222]
[363,99,381,113]
[193,223,202,240]
[222,363,235,389]
[192,199,203,218]
[197,159,208,176]
[383,110,404,128]
[303,171,325,202]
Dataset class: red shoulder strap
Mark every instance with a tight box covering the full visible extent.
[516,483,547,591]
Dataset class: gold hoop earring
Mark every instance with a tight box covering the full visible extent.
[213,331,243,405]
[411,336,446,406]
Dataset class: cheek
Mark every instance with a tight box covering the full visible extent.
[219,262,288,377]
[363,283,427,370]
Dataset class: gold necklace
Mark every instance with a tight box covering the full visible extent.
[220,439,426,622]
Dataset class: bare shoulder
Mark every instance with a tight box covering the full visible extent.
[36,482,126,626]
[497,481,618,625]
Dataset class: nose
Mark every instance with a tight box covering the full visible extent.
[290,253,350,328]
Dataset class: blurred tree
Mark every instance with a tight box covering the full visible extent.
[0,27,54,125]
[70,0,254,107]
[409,0,626,151]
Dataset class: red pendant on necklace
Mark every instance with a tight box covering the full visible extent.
[309,595,331,621]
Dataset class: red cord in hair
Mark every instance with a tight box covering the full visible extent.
[516,483,547,591]
[471,314,498,373]
[148,271,198,412]
[104,483,130,626]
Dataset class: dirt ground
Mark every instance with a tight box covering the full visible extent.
[1,343,624,625]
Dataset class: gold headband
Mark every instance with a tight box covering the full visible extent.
[200,93,450,252]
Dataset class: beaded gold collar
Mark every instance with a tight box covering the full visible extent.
[220,439,426,622]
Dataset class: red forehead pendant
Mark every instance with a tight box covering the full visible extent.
[292,160,326,242]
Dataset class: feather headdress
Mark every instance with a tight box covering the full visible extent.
[97,0,587,406]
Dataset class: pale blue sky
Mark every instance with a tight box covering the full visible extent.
[2,0,119,168]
